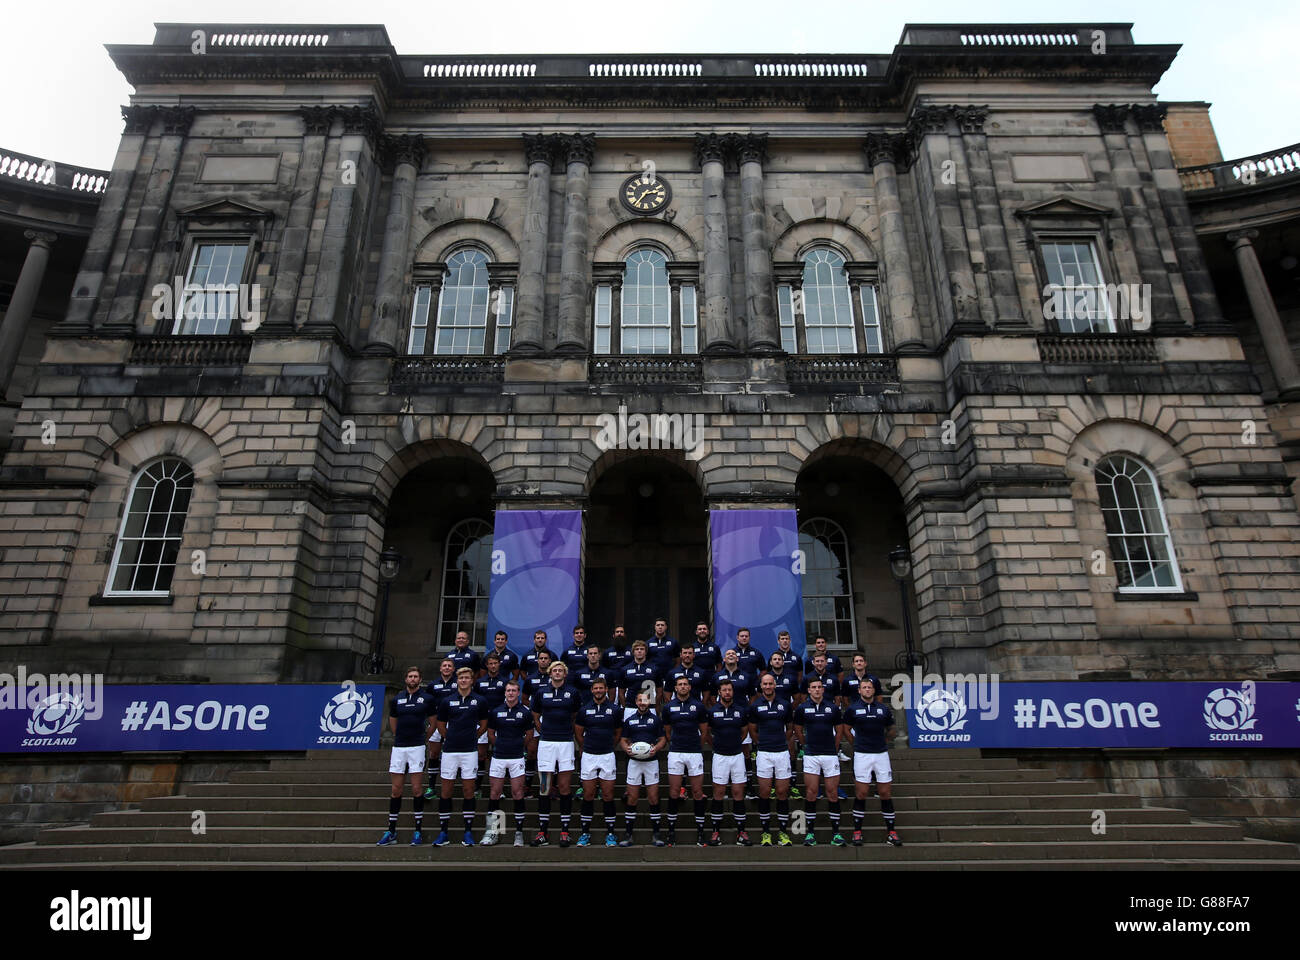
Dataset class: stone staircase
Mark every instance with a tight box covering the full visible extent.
[3,748,1298,869]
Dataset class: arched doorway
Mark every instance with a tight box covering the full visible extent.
[584,455,708,645]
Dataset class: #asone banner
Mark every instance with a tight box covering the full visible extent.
[2,682,385,752]
[905,680,1300,748]
[487,510,583,658]
[709,509,805,658]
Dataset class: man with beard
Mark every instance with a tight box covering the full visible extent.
[602,624,632,673]
[378,666,434,846]
[841,677,902,847]
[748,672,795,846]
[481,680,533,847]
[618,689,667,847]
[661,674,709,846]
[574,678,622,846]
[704,678,752,846]
[646,618,680,678]
[432,667,489,847]
[691,620,721,675]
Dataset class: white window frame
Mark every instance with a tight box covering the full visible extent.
[1096,455,1183,594]
[1042,239,1116,335]
[798,516,858,651]
[435,517,495,650]
[174,241,251,336]
[104,458,195,598]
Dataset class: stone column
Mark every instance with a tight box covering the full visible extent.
[955,106,1025,328]
[309,103,381,331]
[266,106,333,332]
[864,132,923,353]
[0,230,56,397]
[556,133,594,353]
[512,134,554,353]
[735,134,779,353]
[105,105,194,333]
[1228,230,1300,399]
[695,134,736,354]
[365,134,426,355]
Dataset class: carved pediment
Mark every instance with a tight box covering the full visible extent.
[1015,195,1114,219]
[176,198,273,222]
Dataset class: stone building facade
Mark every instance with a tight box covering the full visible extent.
[0,21,1297,690]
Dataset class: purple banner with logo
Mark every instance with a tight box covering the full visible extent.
[709,509,805,657]
[0,681,385,752]
[487,509,583,658]
[904,680,1300,748]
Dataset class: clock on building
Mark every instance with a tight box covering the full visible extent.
[620,173,671,215]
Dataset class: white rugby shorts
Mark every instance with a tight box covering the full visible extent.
[440,751,477,780]
[537,740,576,773]
[667,751,704,777]
[756,750,792,780]
[711,753,746,785]
[626,757,659,785]
[489,757,526,780]
[389,745,425,774]
[853,751,893,784]
[580,751,617,781]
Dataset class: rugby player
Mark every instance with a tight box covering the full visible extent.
[802,652,842,702]
[803,635,843,680]
[618,689,667,846]
[618,639,659,721]
[665,643,708,700]
[661,674,709,846]
[522,649,554,703]
[748,672,795,846]
[767,651,799,702]
[378,667,434,845]
[574,678,622,846]
[691,620,721,674]
[602,624,632,672]
[574,645,613,703]
[732,627,765,676]
[704,678,752,846]
[520,629,551,676]
[646,618,680,677]
[840,653,884,760]
[482,679,533,846]
[840,677,902,846]
[488,630,521,679]
[433,667,489,846]
[422,658,457,799]
[448,630,483,677]
[794,677,845,846]
[712,648,758,788]
[774,630,802,683]
[530,660,581,846]
[561,625,591,674]
[474,653,509,788]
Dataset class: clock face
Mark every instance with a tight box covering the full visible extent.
[621,173,671,215]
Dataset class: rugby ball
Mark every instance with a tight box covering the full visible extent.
[629,742,654,760]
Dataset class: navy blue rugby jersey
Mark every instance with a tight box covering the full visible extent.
[602,645,633,672]
[774,645,803,678]
[532,684,581,742]
[842,672,884,703]
[520,645,552,676]
[474,673,508,709]
[646,634,680,674]
[619,660,661,702]
[487,646,520,677]
[389,689,434,748]
[802,669,841,699]
[748,696,794,752]
[842,701,895,754]
[804,652,843,677]
[710,667,756,702]
[576,699,622,754]
[437,692,489,753]
[666,664,708,699]
[573,665,615,701]
[691,639,722,674]
[621,708,664,749]
[560,642,590,674]
[793,699,842,756]
[488,703,534,760]
[425,677,457,712]
[732,643,766,676]
[706,703,749,757]
[766,668,799,702]
[448,646,483,675]
[661,696,707,752]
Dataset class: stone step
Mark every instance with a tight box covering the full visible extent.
[91,806,1192,829]
[135,792,1146,813]
[42,822,1243,846]
[3,839,1296,864]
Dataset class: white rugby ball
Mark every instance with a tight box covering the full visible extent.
[629,742,654,760]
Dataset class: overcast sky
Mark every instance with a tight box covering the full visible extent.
[4,0,1296,170]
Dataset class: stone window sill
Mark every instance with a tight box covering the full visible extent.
[1112,591,1198,602]
[88,594,175,606]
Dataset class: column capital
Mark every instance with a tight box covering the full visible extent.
[337,103,382,144]
[730,133,769,167]
[523,133,556,166]
[693,133,730,169]
[863,131,910,168]
[121,104,157,135]
[379,134,427,172]
[158,106,196,137]
[1092,104,1131,134]
[22,230,58,249]
[952,105,989,135]
[299,106,335,136]
[1227,229,1260,248]
[1130,103,1168,133]
[906,104,952,138]
[555,132,595,166]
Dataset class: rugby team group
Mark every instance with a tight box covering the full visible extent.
[380,620,902,851]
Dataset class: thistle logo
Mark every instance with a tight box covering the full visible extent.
[26,693,85,741]
[913,688,968,733]
[317,681,375,745]
[1203,685,1261,741]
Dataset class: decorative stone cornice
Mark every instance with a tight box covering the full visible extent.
[1092,104,1131,134]
[863,131,910,168]
[158,106,196,137]
[1130,103,1168,133]
[380,134,426,171]
[555,132,595,166]
[730,133,769,166]
[121,104,157,135]
[300,106,335,136]
[693,132,730,168]
[523,133,555,166]
[952,105,989,134]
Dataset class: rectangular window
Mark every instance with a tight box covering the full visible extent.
[680,284,698,354]
[594,284,612,354]
[621,278,671,354]
[176,242,249,335]
[407,285,433,355]
[860,284,883,353]
[494,285,514,354]
[777,284,797,353]
[1042,240,1114,334]
[434,275,489,355]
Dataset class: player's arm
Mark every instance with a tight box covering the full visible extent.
[618,733,632,755]
[698,720,709,750]
[574,716,586,751]
[388,699,397,737]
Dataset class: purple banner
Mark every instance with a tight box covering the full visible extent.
[487,510,583,658]
[709,509,805,657]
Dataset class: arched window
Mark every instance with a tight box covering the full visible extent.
[436,518,494,648]
[105,458,195,596]
[407,248,514,356]
[593,247,698,354]
[776,247,883,354]
[1095,455,1182,592]
[799,517,856,648]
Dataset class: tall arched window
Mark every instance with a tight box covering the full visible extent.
[436,518,494,648]
[799,517,856,648]
[105,458,195,596]
[776,247,882,354]
[1095,455,1182,592]
[593,247,698,354]
[407,248,514,356]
